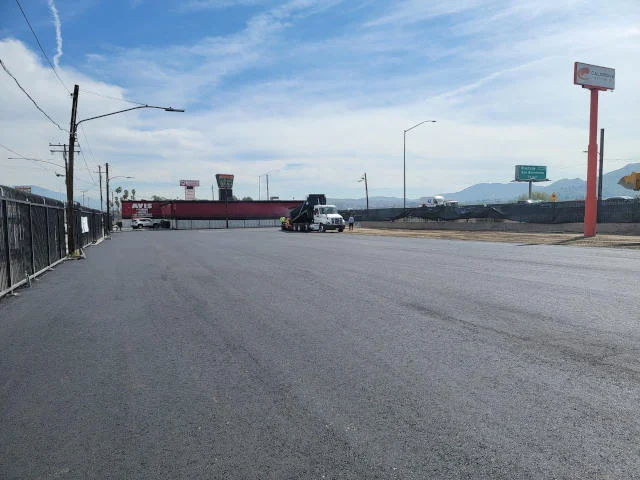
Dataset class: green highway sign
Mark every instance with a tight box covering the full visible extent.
[515,165,547,182]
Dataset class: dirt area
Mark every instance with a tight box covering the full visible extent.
[346,227,640,249]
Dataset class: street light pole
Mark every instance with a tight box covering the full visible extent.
[65,83,184,251]
[105,170,134,235]
[358,173,369,211]
[106,162,110,235]
[403,120,436,210]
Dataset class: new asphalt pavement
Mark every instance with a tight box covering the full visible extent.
[1,228,640,479]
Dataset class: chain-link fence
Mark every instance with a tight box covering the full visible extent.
[0,185,105,298]
[343,199,640,224]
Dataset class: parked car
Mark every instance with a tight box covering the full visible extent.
[132,218,164,229]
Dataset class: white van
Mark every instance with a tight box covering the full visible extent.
[421,196,446,208]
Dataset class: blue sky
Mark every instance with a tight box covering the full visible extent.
[1,0,640,204]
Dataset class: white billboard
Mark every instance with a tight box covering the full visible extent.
[574,62,615,90]
[179,179,200,187]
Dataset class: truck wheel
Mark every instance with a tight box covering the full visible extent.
[320,224,326,232]
[338,227,344,232]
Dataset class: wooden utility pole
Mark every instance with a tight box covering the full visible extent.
[105,162,110,235]
[66,85,79,255]
[98,165,103,212]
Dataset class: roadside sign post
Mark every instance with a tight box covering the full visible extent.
[574,62,615,237]
[514,165,549,200]
[180,180,200,200]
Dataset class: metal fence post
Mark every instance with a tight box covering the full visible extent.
[2,199,11,289]
[45,206,51,265]
[28,203,35,275]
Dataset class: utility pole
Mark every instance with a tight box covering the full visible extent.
[359,173,369,211]
[98,165,104,212]
[66,85,79,255]
[364,172,369,211]
[105,162,111,235]
[266,174,269,201]
[50,143,78,176]
[97,164,105,237]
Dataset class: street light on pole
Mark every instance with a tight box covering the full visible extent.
[358,173,369,211]
[105,170,134,236]
[65,83,184,254]
[403,120,436,210]
[259,170,279,200]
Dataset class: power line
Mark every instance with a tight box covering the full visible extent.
[77,126,99,185]
[76,145,97,186]
[14,0,71,95]
[82,89,146,106]
[0,58,68,132]
[0,142,36,159]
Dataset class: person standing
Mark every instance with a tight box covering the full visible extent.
[348,215,355,231]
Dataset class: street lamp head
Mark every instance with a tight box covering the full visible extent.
[164,107,185,112]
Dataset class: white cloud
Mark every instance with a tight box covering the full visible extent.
[178,0,274,12]
[47,0,63,68]
[2,0,640,203]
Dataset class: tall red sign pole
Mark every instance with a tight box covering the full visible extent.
[574,62,615,237]
[584,88,599,237]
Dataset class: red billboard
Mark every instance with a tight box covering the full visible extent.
[121,200,164,219]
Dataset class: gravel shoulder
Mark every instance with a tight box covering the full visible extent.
[347,227,640,249]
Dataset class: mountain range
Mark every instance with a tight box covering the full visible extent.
[14,163,640,210]
[330,163,640,209]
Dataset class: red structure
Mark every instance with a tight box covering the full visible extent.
[121,201,163,219]
[574,62,615,237]
[122,200,301,220]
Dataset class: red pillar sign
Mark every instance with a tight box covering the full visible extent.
[574,62,615,237]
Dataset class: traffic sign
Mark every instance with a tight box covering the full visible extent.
[515,165,548,182]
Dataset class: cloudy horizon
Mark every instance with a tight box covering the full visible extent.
[1,0,639,204]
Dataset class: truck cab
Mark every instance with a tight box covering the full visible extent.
[313,205,345,232]
[421,196,446,208]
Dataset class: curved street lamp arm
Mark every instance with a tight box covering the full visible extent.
[76,105,185,128]
[404,119,436,134]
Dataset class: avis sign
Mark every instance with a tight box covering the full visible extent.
[574,62,615,90]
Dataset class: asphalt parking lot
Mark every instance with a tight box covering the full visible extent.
[2,228,640,478]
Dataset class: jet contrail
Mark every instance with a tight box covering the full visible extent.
[48,0,63,68]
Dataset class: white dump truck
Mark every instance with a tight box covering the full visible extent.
[282,194,346,232]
